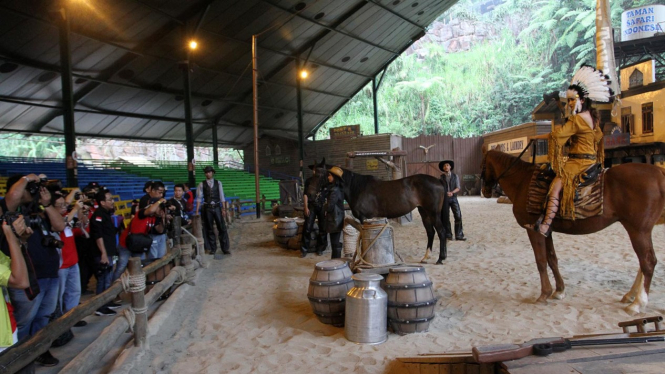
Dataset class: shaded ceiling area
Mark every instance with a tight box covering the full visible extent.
[0,0,459,147]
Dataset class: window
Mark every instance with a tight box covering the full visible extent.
[275,145,281,155]
[621,107,633,134]
[629,69,643,88]
[535,139,548,156]
[265,146,271,156]
[642,103,653,134]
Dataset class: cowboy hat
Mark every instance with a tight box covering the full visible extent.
[328,166,343,179]
[438,160,454,171]
[203,166,215,173]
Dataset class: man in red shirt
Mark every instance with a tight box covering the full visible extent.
[54,192,88,325]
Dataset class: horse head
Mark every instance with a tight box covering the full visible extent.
[480,149,498,198]
[306,165,329,198]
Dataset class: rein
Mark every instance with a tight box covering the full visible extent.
[493,139,535,182]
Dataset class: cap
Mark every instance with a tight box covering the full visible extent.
[84,181,100,189]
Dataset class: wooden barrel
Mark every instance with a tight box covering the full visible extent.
[307,260,353,327]
[359,222,395,266]
[384,266,437,335]
[273,218,298,247]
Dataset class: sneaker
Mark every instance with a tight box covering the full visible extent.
[74,320,87,327]
[106,301,122,309]
[35,350,59,367]
[95,307,117,316]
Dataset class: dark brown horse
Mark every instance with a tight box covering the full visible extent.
[307,166,448,263]
[481,149,665,314]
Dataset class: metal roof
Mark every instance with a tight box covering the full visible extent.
[0,0,459,147]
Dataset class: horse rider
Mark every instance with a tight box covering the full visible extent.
[324,166,345,259]
[301,162,328,258]
[525,65,612,237]
[439,160,466,241]
[195,166,231,258]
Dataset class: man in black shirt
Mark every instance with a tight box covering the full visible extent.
[301,166,328,258]
[90,189,119,316]
[167,184,191,225]
[439,160,466,241]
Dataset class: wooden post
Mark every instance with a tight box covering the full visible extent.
[172,216,182,267]
[180,243,195,285]
[128,258,148,348]
[191,214,204,249]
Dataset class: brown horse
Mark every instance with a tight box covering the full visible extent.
[481,149,665,314]
[307,165,448,263]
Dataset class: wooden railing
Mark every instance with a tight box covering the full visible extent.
[0,217,207,373]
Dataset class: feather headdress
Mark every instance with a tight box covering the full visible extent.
[566,64,614,114]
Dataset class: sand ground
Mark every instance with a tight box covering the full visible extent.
[50,196,665,373]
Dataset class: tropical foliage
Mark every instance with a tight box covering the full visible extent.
[320,0,664,138]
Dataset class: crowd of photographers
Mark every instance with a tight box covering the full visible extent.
[0,175,194,369]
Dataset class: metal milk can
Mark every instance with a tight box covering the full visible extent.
[344,273,388,344]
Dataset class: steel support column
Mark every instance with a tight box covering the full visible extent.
[372,77,379,134]
[296,56,305,184]
[183,61,196,188]
[252,35,261,218]
[212,124,219,167]
[57,5,77,188]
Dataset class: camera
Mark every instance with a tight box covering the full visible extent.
[41,235,64,249]
[26,175,48,196]
[74,192,81,200]
[160,201,175,210]
[0,211,21,227]
[95,263,112,276]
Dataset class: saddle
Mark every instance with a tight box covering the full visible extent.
[526,164,606,220]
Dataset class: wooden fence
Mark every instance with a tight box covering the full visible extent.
[0,216,207,374]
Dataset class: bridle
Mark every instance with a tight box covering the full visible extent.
[481,139,535,187]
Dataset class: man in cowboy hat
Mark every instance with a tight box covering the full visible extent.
[300,159,328,258]
[439,160,466,241]
[195,166,230,259]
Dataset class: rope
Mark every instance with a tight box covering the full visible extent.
[122,308,136,333]
[120,271,147,293]
[132,305,148,315]
[172,266,188,286]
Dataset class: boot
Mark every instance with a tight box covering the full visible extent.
[525,196,559,238]
[300,247,308,258]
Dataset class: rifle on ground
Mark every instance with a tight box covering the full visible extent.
[472,335,664,363]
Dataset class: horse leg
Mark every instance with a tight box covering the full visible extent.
[418,207,435,264]
[434,211,447,264]
[621,270,643,304]
[622,225,657,315]
[545,235,566,300]
[526,229,553,303]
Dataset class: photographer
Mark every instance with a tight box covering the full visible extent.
[0,174,65,366]
[167,184,191,226]
[0,215,30,352]
[90,189,119,317]
[138,181,167,260]
[77,182,100,295]
[54,193,88,325]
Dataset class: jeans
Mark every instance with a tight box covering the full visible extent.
[112,246,145,282]
[442,196,465,239]
[149,234,167,260]
[58,264,81,314]
[94,257,114,295]
[9,278,60,340]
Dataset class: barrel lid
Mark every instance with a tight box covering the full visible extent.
[352,273,383,282]
[315,260,348,270]
[277,217,296,222]
[389,266,424,273]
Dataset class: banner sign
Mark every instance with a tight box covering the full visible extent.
[488,137,528,153]
[366,159,379,170]
[621,5,665,41]
[330,125,360,139]
[270,156,291,165]
[604,133,630,149]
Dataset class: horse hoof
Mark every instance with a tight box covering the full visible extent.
[551,291,566,300]
[535,295,549,304]
[420,260,428,264]
[620,294,635,304]
[624,304,641,316]
[435,260,443,265]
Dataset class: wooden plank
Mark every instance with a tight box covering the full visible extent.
[397,354,475,364]
[451,363,466,374]
[464,363,480,374]
[420,363,440,374]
